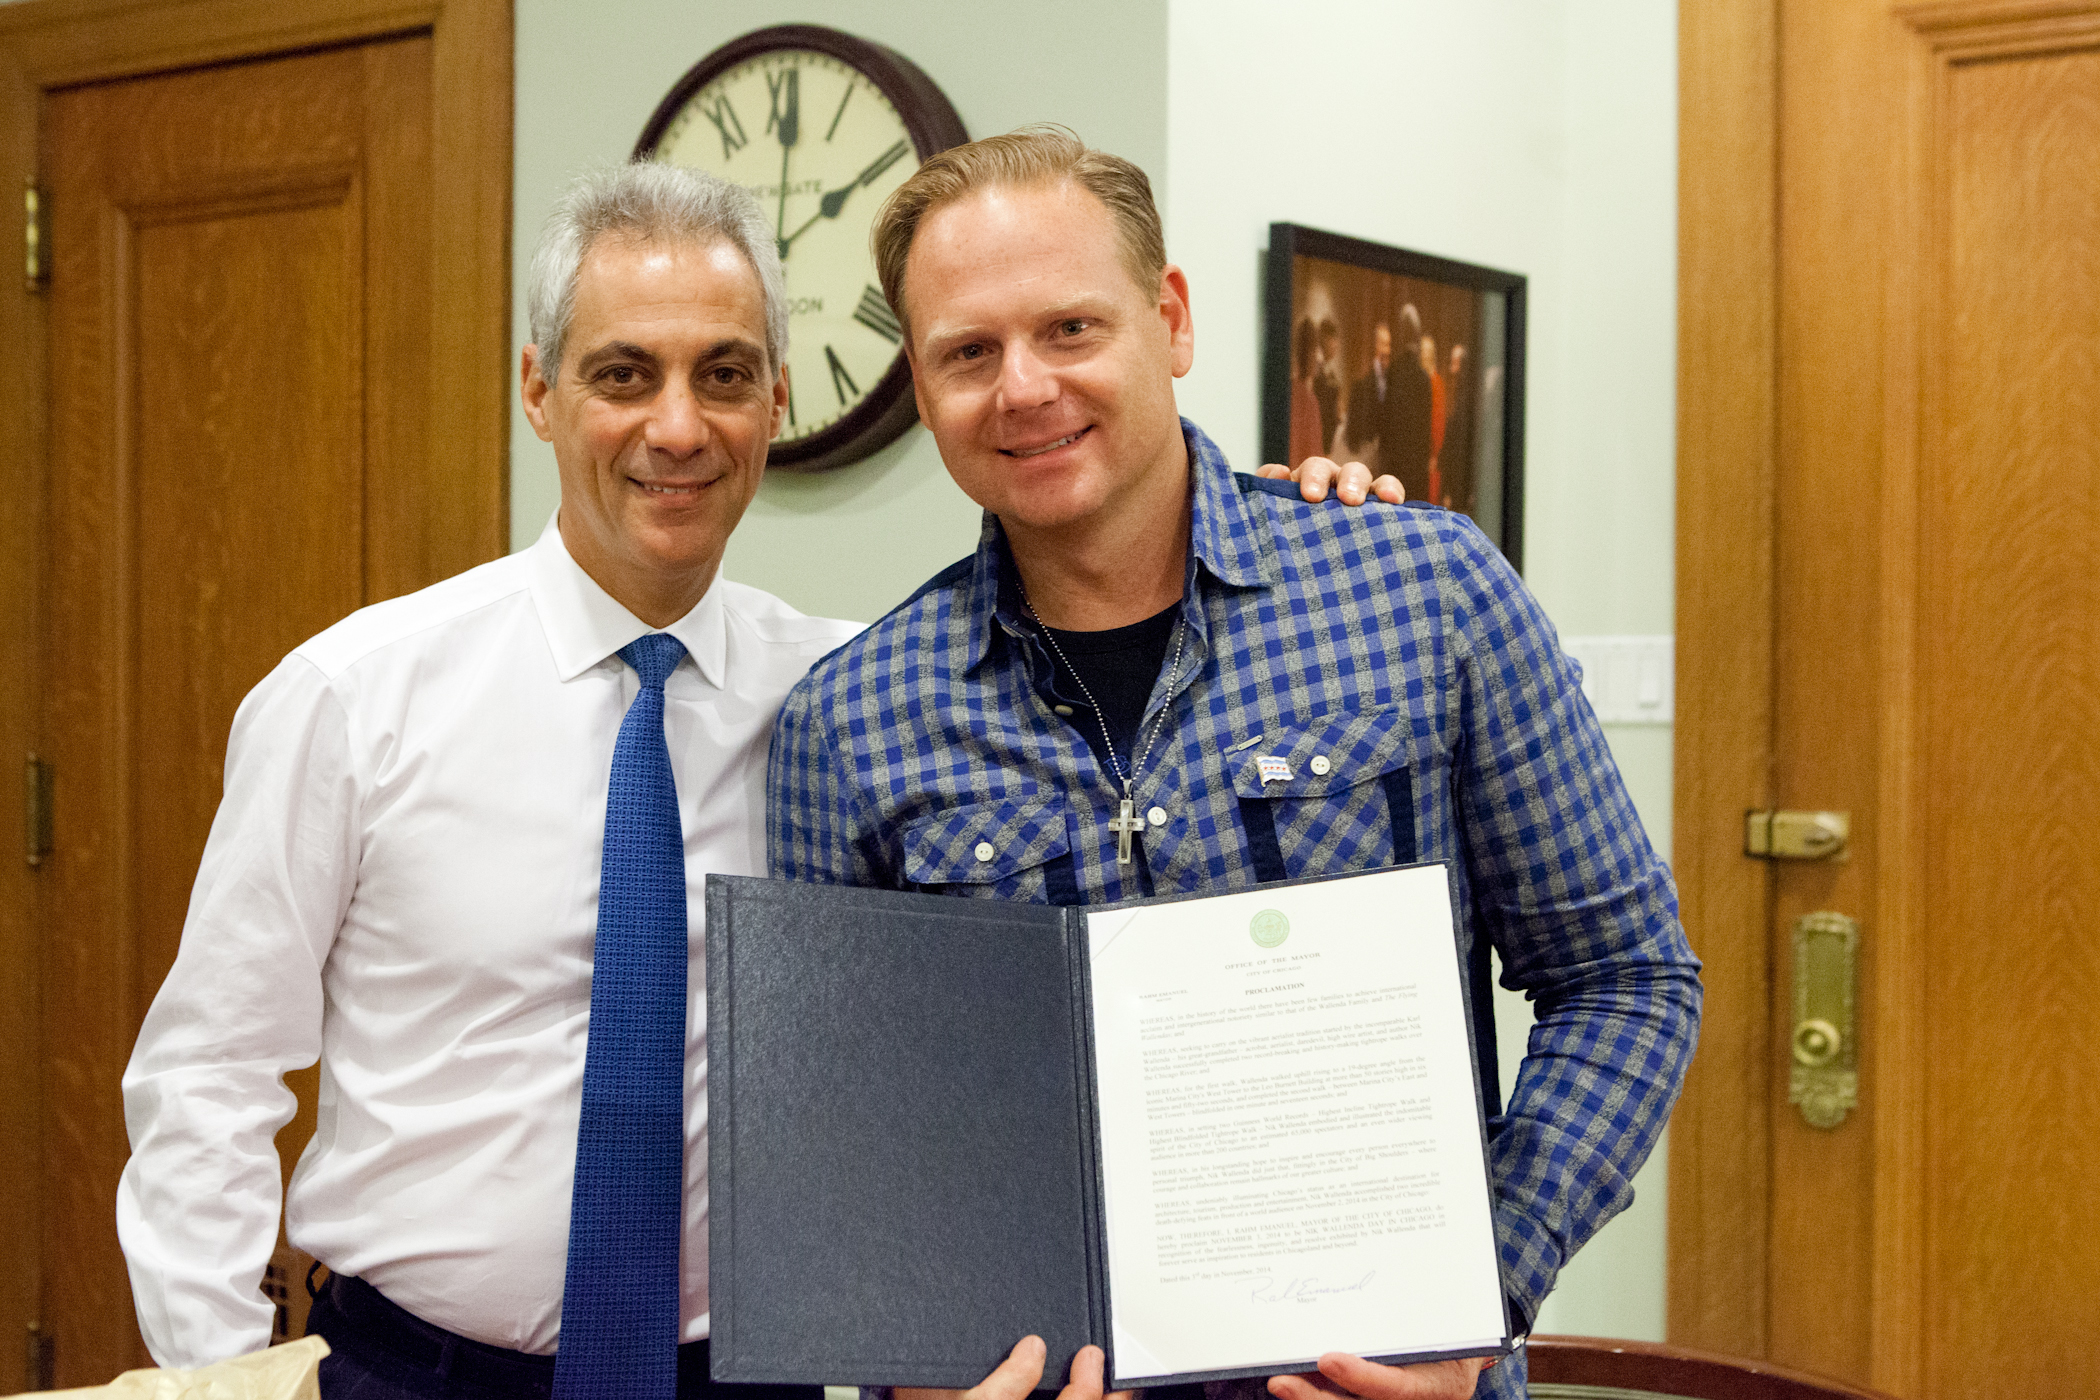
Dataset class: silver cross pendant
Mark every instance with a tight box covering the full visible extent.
[1107,796,1145,866]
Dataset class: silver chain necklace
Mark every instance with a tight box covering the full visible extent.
[1024,592,1188,867]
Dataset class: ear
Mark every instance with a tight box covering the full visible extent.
[521,345,555,442]
[770,363,791,439]
[1158,264,1195,378]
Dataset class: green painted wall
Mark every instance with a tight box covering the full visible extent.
[1163,0,1678,1340]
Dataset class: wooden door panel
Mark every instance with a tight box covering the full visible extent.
[1920,38,2100,1397]
[1677,3,2100,1396]
[43,37,427,1385]
[132,190,366,997]
[359,36,436,605]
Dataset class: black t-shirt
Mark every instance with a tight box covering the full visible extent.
[1041,600,1181,775]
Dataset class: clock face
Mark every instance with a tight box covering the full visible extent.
[650,48,921,454]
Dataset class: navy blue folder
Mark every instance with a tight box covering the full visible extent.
[703,873,1511,1390]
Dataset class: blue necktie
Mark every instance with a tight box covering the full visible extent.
[555,633,690,1400]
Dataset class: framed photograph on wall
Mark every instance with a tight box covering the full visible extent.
[1263,224,1527,568]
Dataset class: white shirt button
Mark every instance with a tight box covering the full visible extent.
[1053,705,1074,716]
[974,841,996,862]
[1147,806,1168,827]
[1309,754,1332,776]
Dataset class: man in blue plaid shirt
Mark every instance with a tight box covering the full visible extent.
[769,128,1700,1400]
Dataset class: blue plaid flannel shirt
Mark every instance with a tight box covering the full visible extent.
[770,420,1700,1398]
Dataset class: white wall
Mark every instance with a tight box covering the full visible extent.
[1164,0,1679,1340]
[513,0,1169,622]
[516,0,1680,1343]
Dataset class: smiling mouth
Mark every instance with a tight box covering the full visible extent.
[1002,426,1091,459]
[636,480,705,496]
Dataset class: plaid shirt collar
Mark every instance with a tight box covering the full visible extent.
[962,417,1279,671]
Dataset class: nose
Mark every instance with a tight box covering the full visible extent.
[993,341,1058,414]
[646,380,710,457]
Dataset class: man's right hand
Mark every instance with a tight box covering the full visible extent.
[898,1336,1131,1400]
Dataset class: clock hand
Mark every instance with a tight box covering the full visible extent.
[777,139,912,255]
[822,139,910,218]
[771,69,800,259]
[775,141,793,258]
[777,208,824,252]
[777,68,800,147]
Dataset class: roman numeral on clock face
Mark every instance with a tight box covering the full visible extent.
[700,94,747,159]
[853,285,902,344]
[765,68,798,140]
[825,344,860,405]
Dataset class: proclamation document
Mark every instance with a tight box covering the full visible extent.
[1087,865,1507,1384]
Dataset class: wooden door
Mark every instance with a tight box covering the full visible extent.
[1672,2,2100,1396]
[37,35,474,1388]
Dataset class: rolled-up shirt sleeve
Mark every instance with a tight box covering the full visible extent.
[117,655,360,1367]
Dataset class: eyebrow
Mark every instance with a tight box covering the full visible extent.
[571,336,769,377]
[573,341,658,377]
[698,335,768,365]
[921,298,1109,354]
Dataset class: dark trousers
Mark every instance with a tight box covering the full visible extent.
[307,1273,829,1400]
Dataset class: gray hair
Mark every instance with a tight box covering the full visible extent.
[526,161,788,380]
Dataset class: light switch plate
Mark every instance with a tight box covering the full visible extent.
[1559,634,1674,725]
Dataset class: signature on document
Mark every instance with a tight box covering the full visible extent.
[1250,1271,1377,1305]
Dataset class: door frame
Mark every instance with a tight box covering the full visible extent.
[0,0,510,1384]
[1668,0,1781,1365]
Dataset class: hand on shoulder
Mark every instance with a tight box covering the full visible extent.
[1256,458,1406,507]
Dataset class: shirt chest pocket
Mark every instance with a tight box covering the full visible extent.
[899,795,1080,905]
[1230,705,1439,881]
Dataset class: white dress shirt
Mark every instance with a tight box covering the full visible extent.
[116,518,861,1368]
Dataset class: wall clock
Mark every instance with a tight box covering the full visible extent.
[636,25,968,472]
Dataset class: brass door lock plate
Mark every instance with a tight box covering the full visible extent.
[1790,911,1859,1129]
[1746,808,1849,861]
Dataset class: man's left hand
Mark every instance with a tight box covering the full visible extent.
[1256,458,1406,507]
[1267,1351,1491,1400]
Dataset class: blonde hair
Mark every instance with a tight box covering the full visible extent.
[871,125,1166,338]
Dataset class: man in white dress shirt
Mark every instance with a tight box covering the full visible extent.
[116,163,861,1399]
